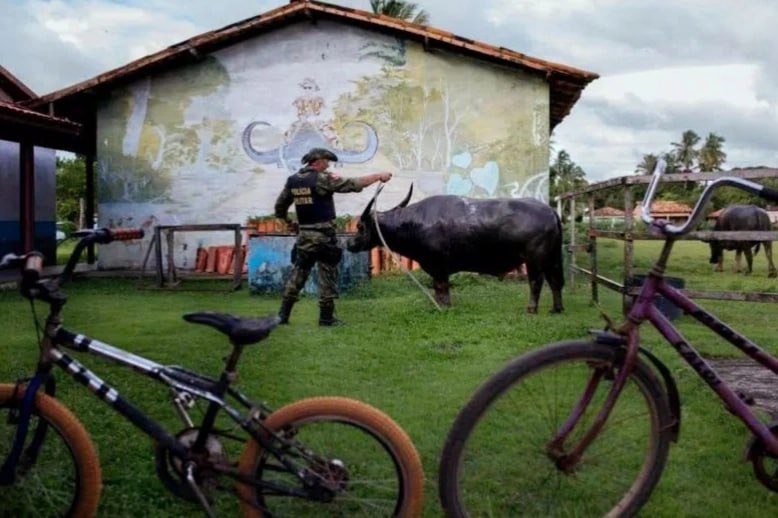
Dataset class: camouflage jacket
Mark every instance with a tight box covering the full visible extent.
[274,168,364,230]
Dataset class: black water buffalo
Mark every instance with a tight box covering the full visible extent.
[346,185,564,313]
[709,204,777,277]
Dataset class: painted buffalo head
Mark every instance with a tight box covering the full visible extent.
[346,184,413,252]
[242,120,379,173]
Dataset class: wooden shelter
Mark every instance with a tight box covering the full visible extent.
[0,66,83,259]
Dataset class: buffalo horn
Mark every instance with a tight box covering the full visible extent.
[391,184,414,211]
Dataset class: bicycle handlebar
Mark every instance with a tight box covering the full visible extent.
[640,161,778,236]
[0,227,145,299]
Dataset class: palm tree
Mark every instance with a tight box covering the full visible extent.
[635,153,658,175]
[550,149,587,198]
[699,132,727,172]
[671,130,701,172]
[370,0,430,24]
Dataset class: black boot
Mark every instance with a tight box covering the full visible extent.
[278,298,296,324]
[318,301,343,327]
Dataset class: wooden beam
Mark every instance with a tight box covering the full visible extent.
[19,142,34,252]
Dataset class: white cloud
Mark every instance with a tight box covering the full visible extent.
[2,0,778,181]
[555,64,778,181]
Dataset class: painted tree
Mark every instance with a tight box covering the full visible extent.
[369,0,430,24]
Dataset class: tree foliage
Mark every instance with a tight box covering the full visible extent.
[369,0,430,24]
[56,155,91,224]
[630,129,732,210]
[550,149,587,198]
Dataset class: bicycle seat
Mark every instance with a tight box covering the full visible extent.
[183,312,281,346]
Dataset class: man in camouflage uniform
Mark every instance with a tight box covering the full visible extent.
[274,148,392,326]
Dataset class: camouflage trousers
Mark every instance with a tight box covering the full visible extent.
[282,230,343,304]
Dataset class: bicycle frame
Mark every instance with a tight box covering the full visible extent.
[3,316,312,500]
[555,237,778,468]
[626,252,778,456]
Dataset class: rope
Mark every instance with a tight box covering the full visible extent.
[371,186,443,311]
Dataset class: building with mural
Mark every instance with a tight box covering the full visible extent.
[11,0,598,270]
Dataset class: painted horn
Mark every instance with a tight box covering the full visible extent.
[242,121,282,165]
[336,122,380,164]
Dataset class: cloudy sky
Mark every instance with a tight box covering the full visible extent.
[2,0,777,181]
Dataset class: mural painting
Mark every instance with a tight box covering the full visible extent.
[95,21,550,269]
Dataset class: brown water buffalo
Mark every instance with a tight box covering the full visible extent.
[709,204,777,277]
[346,185,564,313]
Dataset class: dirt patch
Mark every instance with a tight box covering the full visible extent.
[708,358,778,418]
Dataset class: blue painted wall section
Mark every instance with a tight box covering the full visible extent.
[248,235,370,295]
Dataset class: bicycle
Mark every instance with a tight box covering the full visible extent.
[438,160,778,517]
[0,227,424,517]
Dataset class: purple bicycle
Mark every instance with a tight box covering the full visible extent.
[438,160,778,517]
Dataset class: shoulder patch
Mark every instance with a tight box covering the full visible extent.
[329,173,342,181]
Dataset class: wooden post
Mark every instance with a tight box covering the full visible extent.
[569,197,576,288]
[623,186,634,314]
[154,226,164,287]
[233,226,242,290]
[85,155,96,264]
[19,142,34,253]
[588,194,598,303]
[166,229,176,285]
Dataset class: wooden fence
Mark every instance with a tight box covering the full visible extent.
[557,168,778,312]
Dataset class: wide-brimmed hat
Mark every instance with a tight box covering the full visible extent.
[302,148,338,164]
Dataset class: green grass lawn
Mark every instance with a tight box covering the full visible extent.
[3,238,778,516]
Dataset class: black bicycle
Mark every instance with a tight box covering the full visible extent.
[0,227,424,517]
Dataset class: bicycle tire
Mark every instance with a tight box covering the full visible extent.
[0,383,101,518]
[438,341,673,518]
[237,396,424,517]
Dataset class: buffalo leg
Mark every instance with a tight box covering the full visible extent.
[744,247,754,274]
[525,263,544,314]
[542,263,565,313]
[433,277,451,306]
[734,249,743,273]
[764,241,778,278]
[715,253,724,272]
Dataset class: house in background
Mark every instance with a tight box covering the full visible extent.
[0,65,81,263]
[16,0,598,270]
[592,206,626,228]
[634,200,693,225]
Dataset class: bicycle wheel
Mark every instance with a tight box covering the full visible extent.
[237,396,424,517]
[0,383,101,518]
[439,341,673,518]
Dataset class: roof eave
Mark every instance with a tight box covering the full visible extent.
[28,0,598,128]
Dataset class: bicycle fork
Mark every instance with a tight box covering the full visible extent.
[0,372,54,484]
[546,345,640,473]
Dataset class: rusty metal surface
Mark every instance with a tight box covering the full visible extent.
[0,100,80,133]
[0,64,36,102]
